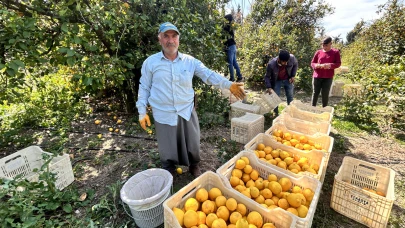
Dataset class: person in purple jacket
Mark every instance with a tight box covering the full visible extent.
[310,36,341,107]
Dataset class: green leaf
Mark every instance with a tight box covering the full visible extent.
[58,47,69,53]
[0,63,5,69]
[74,36,81,44]
[8,39,15,44]
[61,23,69,33]
[18,43,28,50]
[67,57,75,66]
[59,9,67,17]
[67,49,75,57]
[63,204,72,213]
[5,218,13,224]
[8,62,19,71]
[6,69,15,76]
[83,77,93,86]
[14,60,25,68]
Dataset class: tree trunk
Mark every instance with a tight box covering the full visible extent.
[123,67,142,113]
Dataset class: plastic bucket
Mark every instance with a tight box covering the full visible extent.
[120,168,173,228]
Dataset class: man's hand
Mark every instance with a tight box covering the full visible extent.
[267,88,273,94]
[229,82,246,100]
[139,114,151,130]
[323,63,331,69]
[289,78,295,84]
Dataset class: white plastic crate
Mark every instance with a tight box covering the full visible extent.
[282,105,332,123]
[217,151,322,228]
[230,101,261,119]
[330,157,396,228]
[163,171,296,228]
[253,93,283,115]
[273,113,331,135]
[343,84,363,97]
[290,100,334,116]
[244,133,328,183]
[334,66,349,75]
[329,81,345,97]
[0,146,74,190]
[231,113,264,144]
[265,122,334,153]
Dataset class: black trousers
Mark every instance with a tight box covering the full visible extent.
[312,78,333,107]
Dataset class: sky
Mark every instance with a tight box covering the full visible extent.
[226,0,387,41]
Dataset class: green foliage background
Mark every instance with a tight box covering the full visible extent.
[340,0,404,128]
[236,0,332,90]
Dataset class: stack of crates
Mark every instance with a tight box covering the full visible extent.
[343,84,363,97]
[264,123,334,183]
[265,100,335,185]
[330,157,396,228]
[329,81,345,97]
[273,113,331,135]
[231,113,264,144]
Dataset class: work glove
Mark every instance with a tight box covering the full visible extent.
[139,114,151,130]
[229,82,246,100]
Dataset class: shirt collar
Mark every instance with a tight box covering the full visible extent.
[159,51,184,61]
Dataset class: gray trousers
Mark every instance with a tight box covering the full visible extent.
[154,109,200,171]
[312,78,333,107]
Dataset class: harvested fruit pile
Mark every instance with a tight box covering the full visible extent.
[253,143,320,175]
[228,156,314,218]
[171,186,278,228]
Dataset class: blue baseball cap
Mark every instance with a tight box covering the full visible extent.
[158,22,180,34]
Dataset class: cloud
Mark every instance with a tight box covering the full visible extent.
[321,0,387,40]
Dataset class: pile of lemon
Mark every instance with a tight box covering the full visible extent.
[229,156,314,218]
[254,143,319,175]
[271,129,326,151]
[172,187,277,228]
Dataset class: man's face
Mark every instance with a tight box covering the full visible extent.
[278,59,288,66]
[159,30,179,55]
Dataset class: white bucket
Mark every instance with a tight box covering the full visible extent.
[120,168,173,228]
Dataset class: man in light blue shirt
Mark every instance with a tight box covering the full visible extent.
[136,22,245,177]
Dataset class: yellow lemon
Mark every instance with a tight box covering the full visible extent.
[236,218,249,228]
[172,207,184,226]
[195,188,208,203]
[209,188,222,201]
[246,211,263,228]
[236,203,247,216]
[184,198,199,212]
[257,143,265,151]
[176,167,183,174]
[183,210,198,228]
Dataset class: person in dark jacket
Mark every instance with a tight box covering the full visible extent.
[264,50,298,115]
[223,14,243,82]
